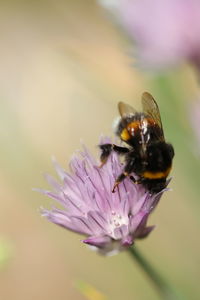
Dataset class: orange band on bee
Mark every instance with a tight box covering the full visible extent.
[120,118,156,141]
[142,167,171,179]
[127,121,141,131]
[120,121,140,141]
[127,119,156,131]
[120,128,130,141]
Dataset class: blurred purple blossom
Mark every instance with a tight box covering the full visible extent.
[38,138,167,255]
[99,0,200,69]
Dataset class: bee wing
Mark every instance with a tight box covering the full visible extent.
[141,92,165,140]
[118,101,137,118]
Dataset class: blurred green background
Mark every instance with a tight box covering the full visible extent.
[0,1,200,299]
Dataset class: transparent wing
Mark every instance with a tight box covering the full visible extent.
[141,92,165,140]
[118,101,137,118]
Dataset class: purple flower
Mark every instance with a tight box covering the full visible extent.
[38,138,167,255]
[99,0,200,69]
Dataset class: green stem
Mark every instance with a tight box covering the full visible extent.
[128,246,183,300]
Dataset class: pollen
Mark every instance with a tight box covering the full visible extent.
[108,212,128,239]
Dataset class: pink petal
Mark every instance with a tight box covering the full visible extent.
[83,236,111,247]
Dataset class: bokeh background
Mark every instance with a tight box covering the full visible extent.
[0,1,200,299]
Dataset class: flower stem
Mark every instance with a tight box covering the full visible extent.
[128,246,183,300]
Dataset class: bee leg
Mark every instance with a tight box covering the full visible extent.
[112,172,129,193]
[112,157,136,192]
[129,176,142,185]
[99,144,129,167]
[99,144,113,167]
[129,175,136,183]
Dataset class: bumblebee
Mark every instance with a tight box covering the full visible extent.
[99,92,174,194]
